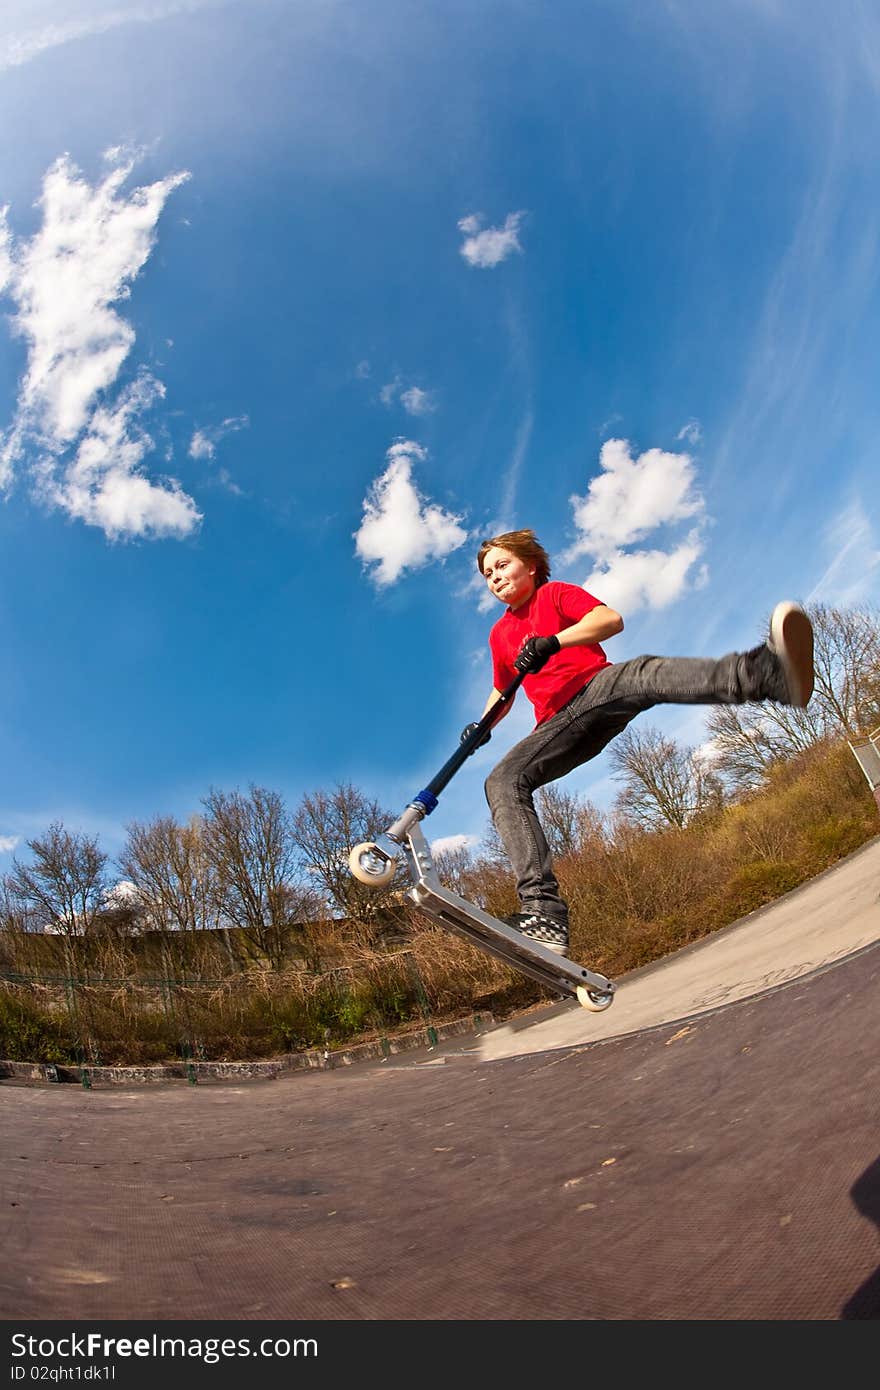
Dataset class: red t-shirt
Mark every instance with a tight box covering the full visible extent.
[490,581,611,726]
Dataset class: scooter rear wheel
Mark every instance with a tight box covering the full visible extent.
[576,984,615,1012]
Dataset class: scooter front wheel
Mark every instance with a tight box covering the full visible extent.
[348,841,397,888]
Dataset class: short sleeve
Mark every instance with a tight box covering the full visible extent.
[489,627,515,692]
[551,582,605,624]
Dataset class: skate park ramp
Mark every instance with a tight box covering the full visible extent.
[478,833,880,1062]
[2,837,879,1321]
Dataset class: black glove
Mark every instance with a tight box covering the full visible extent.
[514,634,561,675]
[460,721,491,749]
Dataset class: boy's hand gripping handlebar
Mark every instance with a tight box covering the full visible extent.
[347,673,526,887]
[409,670,526,816]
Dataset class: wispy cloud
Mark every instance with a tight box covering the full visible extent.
[188,430,215,461]
[0,213,11,295]
[676,419,702,445]
[0,835,19,853]
[458,211,525,269]
[188,415,248,461]
[561,437,708,612]
[354,440,467,586]
[399,386,437,417]
[0,149,198,539]
[0,0,227,72]
[379,378,437,416]
[497,406,533,527]
[807,497,880,606]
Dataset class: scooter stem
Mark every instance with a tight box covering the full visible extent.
[407,670,526,817]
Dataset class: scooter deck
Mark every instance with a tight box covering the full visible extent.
[404,826,614,1004]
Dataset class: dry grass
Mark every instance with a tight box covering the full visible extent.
[2,739,877,1064]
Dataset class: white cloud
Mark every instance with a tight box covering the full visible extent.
[188,429,215,460]
[2,150,189,469]
[457,214,482,236]
[807,497,880,606]
[432,833,480,856]
[692,737,723,768]
[0,149,198,539]
[379,377,401,406]
[564,439,704,559]
[582,535,708,613]
[0,834,19,852]
[458,211,525,269]
[562,438,708,612]
[105,878,140,907]
[188,415,248,461]
[354,440,468,586]
[399,386,436,417]
[37,371,202,540]
[459,568,497,615]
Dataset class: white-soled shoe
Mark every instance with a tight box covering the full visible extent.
[768,601,814,708]
[504,912,570,956]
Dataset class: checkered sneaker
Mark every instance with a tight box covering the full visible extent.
[504,912,570,956]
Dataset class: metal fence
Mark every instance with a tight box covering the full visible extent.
[848,725,880,812]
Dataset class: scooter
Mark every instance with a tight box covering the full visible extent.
[348,673,615,1012]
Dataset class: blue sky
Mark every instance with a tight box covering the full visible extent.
[1,0,879,877]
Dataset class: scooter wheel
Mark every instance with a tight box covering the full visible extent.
[348,841,397,888]
[576,984,614,1013]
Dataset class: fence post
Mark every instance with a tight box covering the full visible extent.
[404,951,437,1047]
[848,726,880,816]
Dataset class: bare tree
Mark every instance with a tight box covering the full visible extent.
[0,874,38,932]
[810,603,880,737]
[119,814,221,935]
[202,786,318,967]
[291,782,404,933]
[702,703,822,793]
[535,785,605,858]
[432,840,478,897]
[609,727,724,831]
[7,823,108,936]
[704,603,880,791]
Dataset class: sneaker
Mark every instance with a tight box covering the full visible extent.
[504,911,570,956]
[745,602,814,708]
[768,602,814,708]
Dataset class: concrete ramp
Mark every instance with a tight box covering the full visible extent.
[480,835,880,1060]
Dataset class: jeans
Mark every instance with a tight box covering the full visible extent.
[484,650,769,927]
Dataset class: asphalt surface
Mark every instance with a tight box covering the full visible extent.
[2,839,880,1321]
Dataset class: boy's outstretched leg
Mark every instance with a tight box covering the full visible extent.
[483,601,814,958]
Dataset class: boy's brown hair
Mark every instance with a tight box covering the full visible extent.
[476,529,551,587]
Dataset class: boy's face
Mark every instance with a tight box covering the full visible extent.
[482,546,537,609]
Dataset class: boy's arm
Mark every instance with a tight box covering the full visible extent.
[555,604,623,649]
[460,686,513,749]
[481,687,512,723]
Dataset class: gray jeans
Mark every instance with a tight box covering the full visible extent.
[484,651,766,926]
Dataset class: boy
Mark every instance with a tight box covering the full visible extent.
[462,529,814,956]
